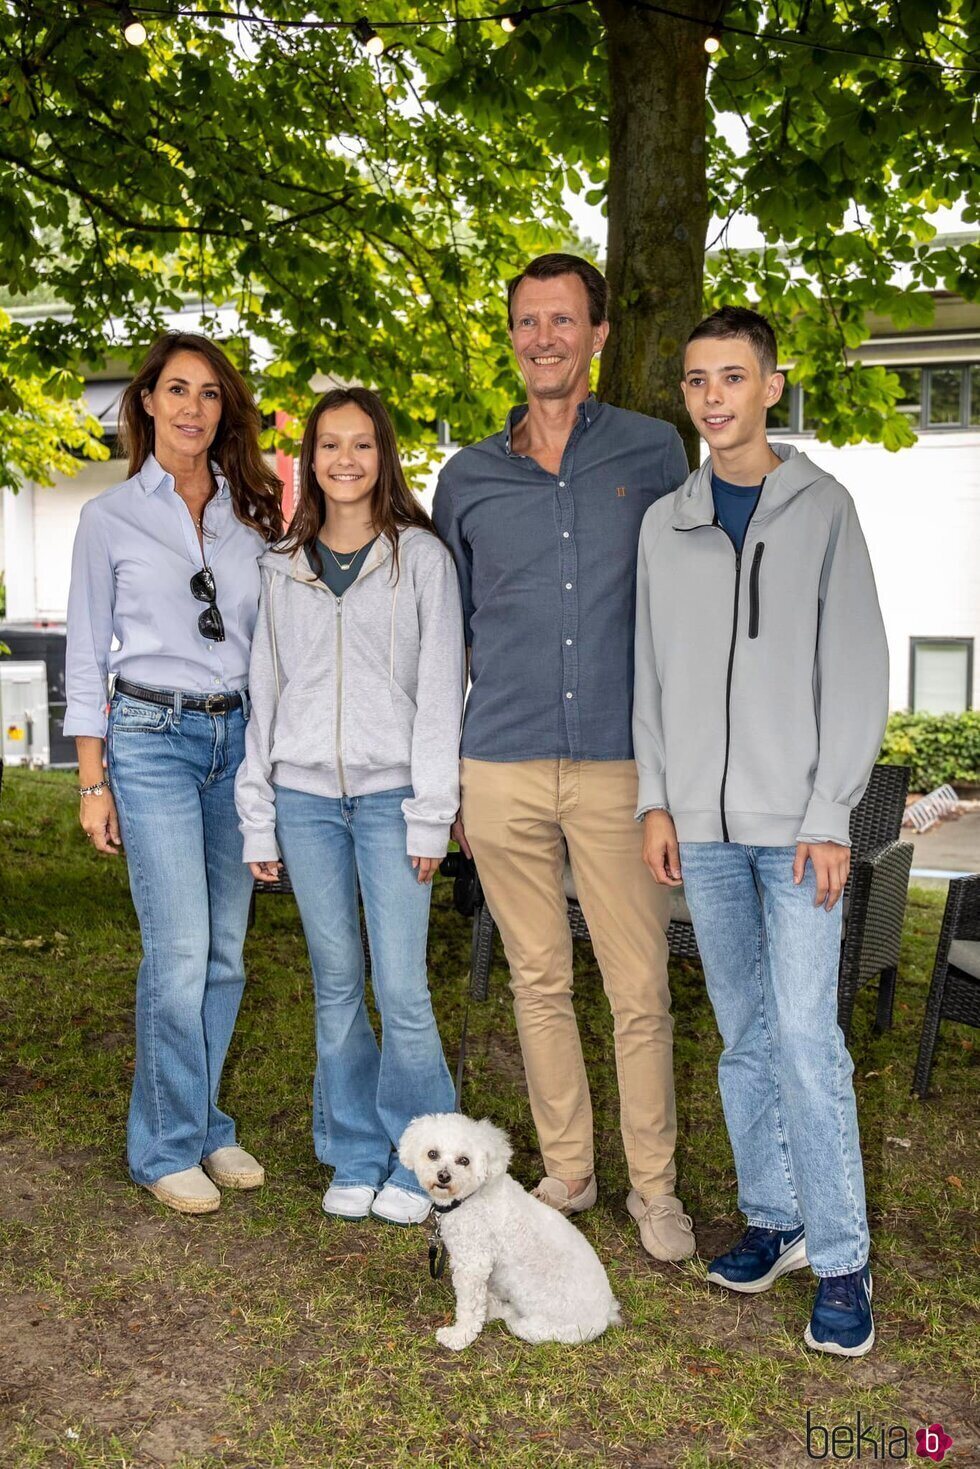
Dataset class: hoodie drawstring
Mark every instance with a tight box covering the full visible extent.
[269,571,281,702]
[389,577,398,690]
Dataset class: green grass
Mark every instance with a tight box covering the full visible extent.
[0,768,977,1468]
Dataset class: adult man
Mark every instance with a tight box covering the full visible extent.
[433,253,693,1260]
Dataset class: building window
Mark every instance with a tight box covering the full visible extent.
[927,367,964,426]
[909,638,974,715]
[790,363,978,434]
[893,367,923,420]
[890,364,975,430]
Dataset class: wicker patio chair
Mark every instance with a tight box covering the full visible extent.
[836,764,913,1039]
[912,874,980,1098]
[452,764,913,1043]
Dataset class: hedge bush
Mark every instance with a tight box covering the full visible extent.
[879,711,980,793]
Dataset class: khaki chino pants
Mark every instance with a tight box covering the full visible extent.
[460,758,677,1198]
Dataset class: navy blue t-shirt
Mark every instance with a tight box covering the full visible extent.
[711,473,762,554]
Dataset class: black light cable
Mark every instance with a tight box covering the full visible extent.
[119,3,980,74]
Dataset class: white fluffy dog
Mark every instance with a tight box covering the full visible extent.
[399,1112,622,1351]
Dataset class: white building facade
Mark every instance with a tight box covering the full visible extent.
[3,301,978,716]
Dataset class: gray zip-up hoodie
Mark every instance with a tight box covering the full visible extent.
[235,528,465,863]
[633,443,888,847]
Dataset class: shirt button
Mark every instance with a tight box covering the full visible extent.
[566,638,573,645]
[566,691,574,699]
[562,531,570,539]
[559,480,566,487]
[565,582,573,590]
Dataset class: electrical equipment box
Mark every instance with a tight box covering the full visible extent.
[1,661,51,767]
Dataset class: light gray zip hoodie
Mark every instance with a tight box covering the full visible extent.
[633,443,888,848]
[235,527,465,863]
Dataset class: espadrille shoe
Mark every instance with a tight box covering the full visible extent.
[202,1146,265,1190]
[145,1167,220,1215]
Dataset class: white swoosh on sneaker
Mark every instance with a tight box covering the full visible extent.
[778,1234,801,1257]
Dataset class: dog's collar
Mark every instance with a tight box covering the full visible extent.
[432,1198,464,1215]
[428,1197,464,1280]
[428,1185,485,1280]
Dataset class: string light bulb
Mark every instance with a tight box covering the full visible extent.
[500,7,530,32]
[121,5,147,45]
[704,24,723,55]
[353,17,385,55]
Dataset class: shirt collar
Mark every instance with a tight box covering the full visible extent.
[503,394,601,455]
[137,452,230,499]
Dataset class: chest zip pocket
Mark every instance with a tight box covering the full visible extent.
[748,542,765,639]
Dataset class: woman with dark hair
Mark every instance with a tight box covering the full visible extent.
[64,332,282,1214]
[236,388,464,1225]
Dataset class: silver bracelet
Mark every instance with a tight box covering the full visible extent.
[78,781,109,798]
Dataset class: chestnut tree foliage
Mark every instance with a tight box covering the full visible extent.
[0,0,976,484]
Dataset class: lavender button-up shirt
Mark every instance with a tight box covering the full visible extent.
[64,454,267,738]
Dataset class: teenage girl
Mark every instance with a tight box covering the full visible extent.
[236,388,464,1223]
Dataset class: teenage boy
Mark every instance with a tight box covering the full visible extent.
[633,306,888,1356]
[434,253,695,1261]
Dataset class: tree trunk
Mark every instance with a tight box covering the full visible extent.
[596,0,716,469]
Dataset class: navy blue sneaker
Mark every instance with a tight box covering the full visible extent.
[804,1265,874,1357]
[706,1224,808,1293]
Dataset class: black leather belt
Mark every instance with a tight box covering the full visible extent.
[115,678,244,715]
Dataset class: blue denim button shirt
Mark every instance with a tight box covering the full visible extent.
[433,397,689,762]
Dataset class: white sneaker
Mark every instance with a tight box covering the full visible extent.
[145,1167,220,1215]
[322,1183,376,1220]
[203,1146,265,1190]
[371,1182,431,1225]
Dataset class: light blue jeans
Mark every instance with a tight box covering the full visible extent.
[107,692,254,1186]
[679,843,870,1276]
[274,785,455,1198]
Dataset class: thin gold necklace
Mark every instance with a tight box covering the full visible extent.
[325,539,373,572]
[178,475,216,529]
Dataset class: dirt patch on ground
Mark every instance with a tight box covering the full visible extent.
[2,1132,978,1468]
[0,1140,295,1465]
[0,1287,227,1463]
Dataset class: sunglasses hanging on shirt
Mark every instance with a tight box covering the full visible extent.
[190,566,226,643]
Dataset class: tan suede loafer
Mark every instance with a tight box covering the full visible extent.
[627,1189,696,1261]
[146,1167,220,1215]
[532,1174,598,1215]
[202,1146,265,1190]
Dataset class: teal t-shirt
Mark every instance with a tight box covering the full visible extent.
[306,537,377,596]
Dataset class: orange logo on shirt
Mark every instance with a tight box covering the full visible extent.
[616,486,627,497]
